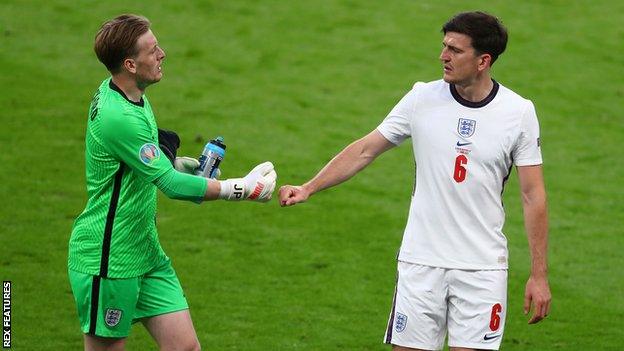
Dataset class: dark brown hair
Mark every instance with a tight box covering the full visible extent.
[442,11,508,66]
[94,14,151,73]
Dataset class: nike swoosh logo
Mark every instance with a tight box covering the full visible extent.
[456,141,472,146]
[483,333,501,340]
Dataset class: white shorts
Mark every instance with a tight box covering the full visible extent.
[383,261,507,350]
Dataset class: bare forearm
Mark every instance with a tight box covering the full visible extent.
[204,179,221,200]
[304,130,397,195]
[523,189,548,277]
[279,130,394,206]
[517,165,551,323]
[303,138,376,194]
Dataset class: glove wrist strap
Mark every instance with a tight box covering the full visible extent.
[218,178,247,201]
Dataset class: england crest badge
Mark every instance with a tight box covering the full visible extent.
[457,118,477,138]
[105,308,123,327]
[395,312,408,333]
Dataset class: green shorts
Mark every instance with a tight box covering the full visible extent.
[68,259,188,338]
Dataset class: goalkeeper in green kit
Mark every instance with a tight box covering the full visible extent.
[68,14,277,351]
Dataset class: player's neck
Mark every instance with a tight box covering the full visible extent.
[454,75,493,103]
[111,74,145,103]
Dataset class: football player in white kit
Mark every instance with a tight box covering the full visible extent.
[279,11,550,351]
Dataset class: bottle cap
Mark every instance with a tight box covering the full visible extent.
[210,136,226,149]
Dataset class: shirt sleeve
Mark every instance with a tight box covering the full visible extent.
[512,100,543,166]
[376,83,421,145]
[100,108,173,182]
[153,168,207,203]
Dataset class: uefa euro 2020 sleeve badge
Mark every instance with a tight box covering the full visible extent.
[139,143,161,165]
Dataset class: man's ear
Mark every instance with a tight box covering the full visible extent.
[478,53,492,72]
[123,58,137,74]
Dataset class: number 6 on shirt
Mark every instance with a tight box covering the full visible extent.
[453,154,468,183]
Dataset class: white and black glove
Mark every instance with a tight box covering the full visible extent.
[175,157,221,178]
[218,161,277,202]
[174,157,200,174]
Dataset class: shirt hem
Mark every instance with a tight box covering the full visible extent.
[397,256,508,270]
[375,126,403,146]
[514,159,543,167]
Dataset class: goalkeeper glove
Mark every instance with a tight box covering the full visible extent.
[218,161,277,202]
[175,157,221,178]
[174,157,200,174]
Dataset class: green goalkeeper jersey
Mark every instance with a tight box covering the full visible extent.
[69,78,172,278]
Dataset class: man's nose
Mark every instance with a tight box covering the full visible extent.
[439,48,449,61]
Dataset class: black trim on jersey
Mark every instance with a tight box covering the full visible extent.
[450,79,499,108]
[99,163,125,278]
[88,276,101,335]
[500,160,514,207]
[109,80,145,107]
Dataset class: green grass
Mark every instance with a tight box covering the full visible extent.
[1,0,623,349]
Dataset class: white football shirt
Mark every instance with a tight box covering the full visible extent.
[377,79,542,269]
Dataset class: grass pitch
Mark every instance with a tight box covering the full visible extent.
[1,1,623,350]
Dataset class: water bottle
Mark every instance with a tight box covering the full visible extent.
[197,136,226,178]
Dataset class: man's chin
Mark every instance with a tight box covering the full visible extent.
[138,76,162,90]
[148,75,163,84]
[442,74,455,84]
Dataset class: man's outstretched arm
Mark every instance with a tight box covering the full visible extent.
[155,161,277,203]
[517,165,551,324]
[279,129,395,206]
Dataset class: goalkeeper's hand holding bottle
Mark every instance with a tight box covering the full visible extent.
[174,157,200,174]
[175,156,222,178]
